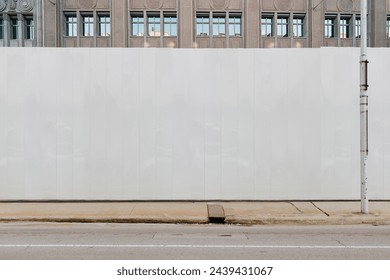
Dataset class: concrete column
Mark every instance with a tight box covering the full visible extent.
[245,0,260,48]
[4,14,10,47]
[310,0,324,47]
[36,0,43,47]
[18,14,23,46]
[43,0,58,47]
[179,0,193,48]
[112,0,127,47]
[370,0,387,47]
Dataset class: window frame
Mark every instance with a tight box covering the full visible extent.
[229,14,241,36]
[82,14,94,37]
[196,13,210,36]
[324,15,336,38]
[130,12,145,37]
[10,16,19,40]
[98,14,110,37]
[212,13,226,36]
[261,14,273,37]
[0,16,3,40]
[387,16,390,38]
[339,15,352,39]
[147,13,161,37]
[24,16,34,40]
[355,16,361,38]
[293,15,305,38]
[65,14,77,37]
[277,14,289,37]
[163,13,177,37]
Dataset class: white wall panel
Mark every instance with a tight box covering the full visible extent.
[24,49,57,199]
[370,49,387,198]
[138,49,157,199]
[155,49,174,199]
[301,50,323,198]
[202,50,222,200]
[254,50,272,199]
[0,48,7,197]
[286,49,305,199]
[72,49,90,199]
[122,50,140,199]
[1,48,390,200]
[105,50,125,199]
[172,50,204,199]
[220,50,239,199]
[56,49,75,199]
[237,50,255,199]
[6,49,25,199]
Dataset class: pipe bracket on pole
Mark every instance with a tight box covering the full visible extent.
[360,60,369,90]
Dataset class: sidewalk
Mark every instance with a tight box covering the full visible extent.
[1,201,390,225]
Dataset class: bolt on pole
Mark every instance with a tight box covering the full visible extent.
[360,0,369,214]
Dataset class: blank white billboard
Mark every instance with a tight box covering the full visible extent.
[0,48,389,200]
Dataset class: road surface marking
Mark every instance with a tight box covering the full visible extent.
[0,245,390,249]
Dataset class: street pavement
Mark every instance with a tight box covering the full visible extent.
[1,201,390,225]
[0,223,390,259]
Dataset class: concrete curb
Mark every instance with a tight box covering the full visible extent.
[0,217,209,224]
[225,215,390,225]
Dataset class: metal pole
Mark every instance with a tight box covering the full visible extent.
[360,0,369,214]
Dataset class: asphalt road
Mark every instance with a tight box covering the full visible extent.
[0,223,390,260]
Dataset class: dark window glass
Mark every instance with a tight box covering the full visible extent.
[25,17,34,40]
[0,18,3,40]
[11,17,18,39]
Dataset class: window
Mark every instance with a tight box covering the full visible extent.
[10,17,18,39]
[196,14,210,36]
[25,17,34,39]
[65,15,77,37]
[82,15,94,36]
[261,15,273,36]
[131,13,144,36]
[0,17,3,40]
[387,16,390,38]
[163,14,177,36]
[148,14,160,36]
[324,16,335,38]
[277,15,289,37]
[293,15,304,37]
[213,14,226,36]
[229,14,241,36]
[355,16,361,38]
[339,16,351,38]
[98,15,110,36]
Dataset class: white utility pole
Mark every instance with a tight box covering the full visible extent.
[360,0,369,214]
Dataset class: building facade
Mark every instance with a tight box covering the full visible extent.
[0,0,389,48]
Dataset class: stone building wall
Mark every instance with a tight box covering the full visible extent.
[0,0,389,48]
